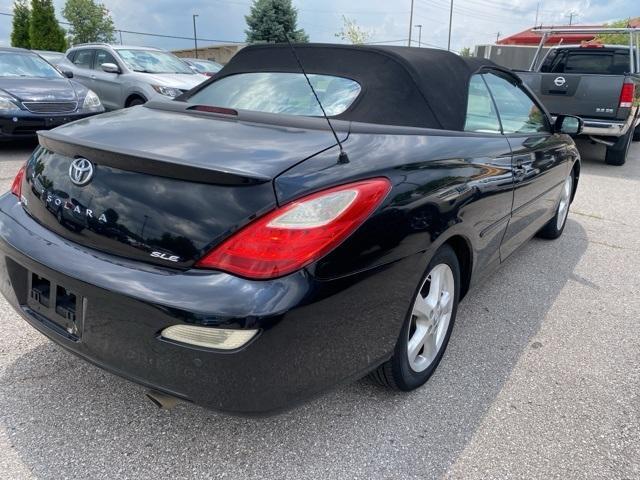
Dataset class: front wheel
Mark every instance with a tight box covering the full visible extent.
[370,245,460,391]
[537,172,573,239]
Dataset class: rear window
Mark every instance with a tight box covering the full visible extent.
[541,49,631,75]
[187,72,361,117]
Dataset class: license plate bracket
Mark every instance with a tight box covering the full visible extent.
[27,272,83,340]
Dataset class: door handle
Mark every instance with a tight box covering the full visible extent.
[90,75,97,79]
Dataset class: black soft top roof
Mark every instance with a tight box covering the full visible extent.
[207,43,505,131]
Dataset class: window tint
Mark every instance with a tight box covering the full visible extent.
[464,75,501,133]
[483,73,549,134]
[94,49,118,69]
[187,72,362,117]
[72,49,94,69]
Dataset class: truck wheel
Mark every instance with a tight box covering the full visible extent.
[605,127,633,166]
[633,125,640,142]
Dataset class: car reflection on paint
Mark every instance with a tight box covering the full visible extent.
[44,189,86,232]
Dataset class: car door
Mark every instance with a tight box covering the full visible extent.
[92,49,123,110]
[461,74,515,276]
[483,71,571,260]
[69,49,95,89]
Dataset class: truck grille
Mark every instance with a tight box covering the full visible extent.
[23,102,78,114]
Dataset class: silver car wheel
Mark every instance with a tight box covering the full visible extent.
[556,174,573,230]
[407,263,455,373]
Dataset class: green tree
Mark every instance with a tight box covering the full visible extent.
[11,0,31,48]
[63,0,116,45]
[459,47,472,57]
[335,15,370,44]
[30,0,67,51]
[595,18,638,45]
[245,0,308,43]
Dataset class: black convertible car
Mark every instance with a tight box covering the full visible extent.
[0,44,581,414]
[0,47,104,140]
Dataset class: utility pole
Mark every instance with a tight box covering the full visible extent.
[496,31,501,43]
[119,30,123,45]
[415,24,423,47]
[566,11,577,25]
[534,2,540,27]
[447,0,454,51]
[192,14,199,58]
[408,0,414,47]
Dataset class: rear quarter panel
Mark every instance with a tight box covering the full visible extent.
[275,130,515,287]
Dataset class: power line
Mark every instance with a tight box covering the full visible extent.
[0,11,245,44]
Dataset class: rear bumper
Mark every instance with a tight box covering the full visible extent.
[0,111,100,139]
[0,194,419,415]
[577,108,639,137]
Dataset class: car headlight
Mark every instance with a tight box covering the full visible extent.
[0,95,19,112]
[152,85,183,98]
[82,90,102,110]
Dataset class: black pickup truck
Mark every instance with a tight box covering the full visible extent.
[518,38,640,165]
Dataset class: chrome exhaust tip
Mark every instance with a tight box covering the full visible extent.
[146,390,181,410]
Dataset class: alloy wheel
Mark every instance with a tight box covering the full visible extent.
[556,174,573,230]
[407,263,455,373]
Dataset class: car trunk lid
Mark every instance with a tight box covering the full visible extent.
[22,103,347,269]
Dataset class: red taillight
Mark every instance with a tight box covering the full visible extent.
[620,83,635,108]
[10,165,26,198]
[196,178,392,279]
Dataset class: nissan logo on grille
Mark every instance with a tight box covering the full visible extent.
[69,158,94,186]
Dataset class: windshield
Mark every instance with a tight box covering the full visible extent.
[187,72,361,117]
[116,49,194,74]
[36,51,64,63]
[189,59,222,73]
[0,51,62,78]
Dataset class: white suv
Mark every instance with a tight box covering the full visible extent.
[65,44,208,110]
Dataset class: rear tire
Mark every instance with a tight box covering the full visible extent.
[605,127,633,166]
[538,171,573,240]
[370,245,460,391]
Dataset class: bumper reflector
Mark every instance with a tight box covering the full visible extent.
[161,325,258,350]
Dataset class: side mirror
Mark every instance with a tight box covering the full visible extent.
[61,69,74,78]
[101,62,120,74]
[555,115,583,135]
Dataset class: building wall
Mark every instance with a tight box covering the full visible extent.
[475,44,551,70]
[173,44,246,65]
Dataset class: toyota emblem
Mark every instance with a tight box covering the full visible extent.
[554,76,566,87]
[69,158,94,186]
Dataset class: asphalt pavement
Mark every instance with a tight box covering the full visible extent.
[0,138,638,479]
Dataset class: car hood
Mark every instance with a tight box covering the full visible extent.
[132,72,208,90]
[0,77,79,102]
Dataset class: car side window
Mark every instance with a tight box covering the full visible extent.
[94,49,118,70]
[482,73,550,135]
[464,74,501,134]
[72,49,94,70]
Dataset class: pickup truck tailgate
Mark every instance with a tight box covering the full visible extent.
[520,73,626,120]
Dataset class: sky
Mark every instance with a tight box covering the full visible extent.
[0,0,637,53]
